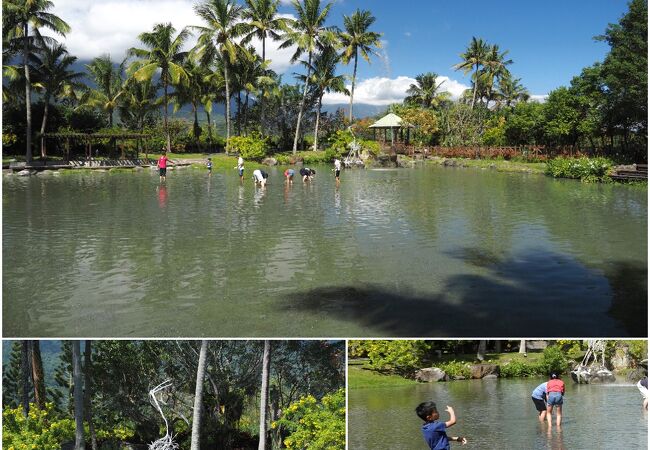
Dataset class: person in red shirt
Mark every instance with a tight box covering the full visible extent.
[157,151,171,181]
[545,373,565,426]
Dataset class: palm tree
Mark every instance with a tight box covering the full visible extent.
[242,0,289,132]
[173,55,206,141]
[297,46,348,150]
[258,340,271,450]
[192,0,247,154]
[3,0,70,162]
[129,23,190,152]
[119,78,159,157]
[201,64,226,147]
[481,44,512,105]
[33,43,84,158]
[453,36,489,110]
[404,72,447,109]
[280,0,336,154]
[84,55,126,127]
[191,340,208,450]
[496,74,529,108]
[339,9,381,122]
[72,341,85,450]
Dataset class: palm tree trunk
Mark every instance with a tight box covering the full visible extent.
[191,340,208,450]
[260,37,266,136]
[164,81,170,152]
[348,50,358,123]
[30,341,46,409]
[84,341,99,450]
[293,51,312,155]
[205,110,213,147]
[476,340,486,361]
[313,94,322,151]
[72,341,85,450]
[471,64,479,110]
[40,94,51,159]
[519,340,527,354]
[244,90,250,135]
[224,61,231,155]
[21,341,30,418]
[193,102,200,141]
[24,24,33,163]
[258,340,271,450]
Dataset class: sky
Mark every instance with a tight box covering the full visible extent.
[42,0,631,106]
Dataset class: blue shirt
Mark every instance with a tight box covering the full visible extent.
[532,382,547,399]
[421,420,449,450]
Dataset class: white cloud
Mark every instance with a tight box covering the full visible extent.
[41,0,297,72]
[530,94,548,103]
[322,75,470,106]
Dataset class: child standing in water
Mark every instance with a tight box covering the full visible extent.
[157,151,171,182]
[545,373,565,426]
[206,157,212,175]
[531,382,548,422]
[236,156,244,182]
[334,158,341,183]
[415,401,467,449]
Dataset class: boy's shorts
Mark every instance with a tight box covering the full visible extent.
[239,168,244,176]
[159,168,167,176]
[547,392,563,405]
[531,396,546,411]
[335,169,341,177]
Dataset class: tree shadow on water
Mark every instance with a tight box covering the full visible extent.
[280,247,646,337]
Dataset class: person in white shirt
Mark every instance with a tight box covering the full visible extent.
[334,158,342,183]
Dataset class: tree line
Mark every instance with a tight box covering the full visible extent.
[3,340,345,449]
[3,0,646,164]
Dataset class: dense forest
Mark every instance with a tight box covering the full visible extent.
[3,0,646,163]
[3,340,345,449]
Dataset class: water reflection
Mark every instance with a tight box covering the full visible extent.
[3,166,647,337]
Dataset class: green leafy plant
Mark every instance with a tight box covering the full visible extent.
[227,134,269,160]
[437,360,471,379]
[545,157,612,182]
[538,345,569,375]
[272,389,345,450]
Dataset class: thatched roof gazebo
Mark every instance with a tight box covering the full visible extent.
[368,113,414,149]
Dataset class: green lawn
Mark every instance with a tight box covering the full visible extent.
[348,359,417,389]
[425,157,547,174]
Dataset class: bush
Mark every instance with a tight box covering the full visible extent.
[500,360,539,378]
[227,134,269,160]
[361,139,381,156]
[538,346,569,375]
[364,340,429,376]
[437,361,471,379]
[272,389,345,450]
[327,130,354,156]
[545,157,613,182]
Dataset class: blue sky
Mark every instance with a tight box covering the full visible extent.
[44,0,631,104]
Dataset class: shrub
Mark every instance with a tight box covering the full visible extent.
[500,360,539,378]
[538,346,569,375]
[545,157,613,182]
[327,129,354,156]
[437,361,472,379]
[361,139,381,156]
[364,340,429,376]
[228,134,269,160]
[272,389,345,450]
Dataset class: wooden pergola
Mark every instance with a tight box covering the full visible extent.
[368,113,414,149]
[42,132,153,160]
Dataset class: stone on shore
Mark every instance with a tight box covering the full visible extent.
[415,367,447,382]
[470,364,500,379]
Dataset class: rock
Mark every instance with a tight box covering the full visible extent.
[470,364,500,379]
[611,345,631,371]
[415,367,447,383]
[589,370,616,383]
[16,169,33,176]
[443,159,457,167]
[489,163,497,169]
[625,368,647,382]
[483,374,498,380]
[134,166,144,171]
[37,170,55,176]
[263,157,278,166]
[396,155,414,168]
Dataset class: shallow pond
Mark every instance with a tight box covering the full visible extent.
[3,165,647,337]
[348,378,648,449]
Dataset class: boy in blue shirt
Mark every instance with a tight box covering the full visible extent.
[415,401,467,450]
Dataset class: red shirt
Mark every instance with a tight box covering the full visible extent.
[547,379,565,394]
[158,155,168,168]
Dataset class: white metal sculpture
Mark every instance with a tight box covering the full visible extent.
[571,340,615,384]
[148,380,179,450]
[343,126,363,168]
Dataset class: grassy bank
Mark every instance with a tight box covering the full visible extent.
[348,359,417,389]
[424,156,547,174]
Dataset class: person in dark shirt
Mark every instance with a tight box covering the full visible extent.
[415,401,467,450]
[638,377,648,409]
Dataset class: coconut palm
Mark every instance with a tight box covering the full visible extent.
[339,9,381,122]
[405,72,447,109]
[83,55,126,127]
[172,55,206,140]
[297,46,348,150]
[496,75,529,108]
[3,0,70,162]
[242,0,289,133]
[192,0,247,154]
[33,43,84,157]
[453,36,489,110]
[280,0,337,154]
[119,78,158,157]
[481,44,512,105]
[128,23,191,152]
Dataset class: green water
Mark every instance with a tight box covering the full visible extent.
[3,165,647,337]
[349,378,648,449]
